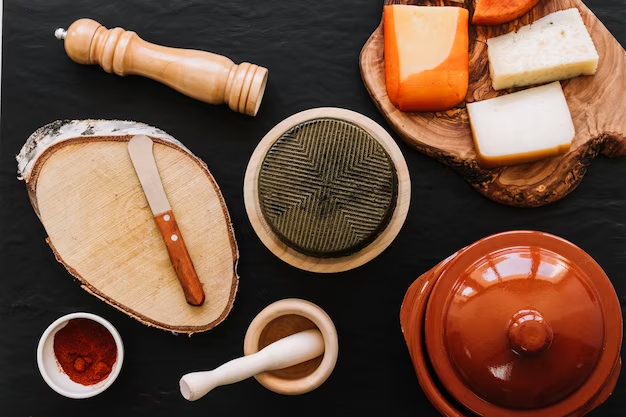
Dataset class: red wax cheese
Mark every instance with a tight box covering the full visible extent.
[383,5,469,112]
[472,0,541,26]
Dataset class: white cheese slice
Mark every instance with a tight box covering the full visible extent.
[467,81,575,168]
[487,8,599,91]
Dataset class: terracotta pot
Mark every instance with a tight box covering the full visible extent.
[400,230,623,417]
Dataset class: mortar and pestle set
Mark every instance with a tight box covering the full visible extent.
[23,16,623,416]
[180,298,339,399]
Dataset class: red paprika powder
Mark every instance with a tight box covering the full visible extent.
[53,318,117,385]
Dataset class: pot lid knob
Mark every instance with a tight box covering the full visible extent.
[508,309,553,356]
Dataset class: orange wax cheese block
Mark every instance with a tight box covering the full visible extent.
[467,81,575,169]
[383,5,469,112]
[472,0,541,26]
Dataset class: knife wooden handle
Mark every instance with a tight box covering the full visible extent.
[154,210,206,306]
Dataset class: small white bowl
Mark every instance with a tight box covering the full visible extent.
[37,312,124,399]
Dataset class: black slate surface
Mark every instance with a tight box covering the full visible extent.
[1,0,625,416]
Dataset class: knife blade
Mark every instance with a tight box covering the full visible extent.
[128,134,206,306]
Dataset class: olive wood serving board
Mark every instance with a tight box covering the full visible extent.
[17,120,239,334]
[360,0,626,207]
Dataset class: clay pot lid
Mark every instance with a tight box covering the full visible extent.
[424,231,622,416]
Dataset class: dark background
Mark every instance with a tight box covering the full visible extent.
[1,0,625,415]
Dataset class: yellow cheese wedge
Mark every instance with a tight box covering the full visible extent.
[467,82,575,168]
[384,5,469,112]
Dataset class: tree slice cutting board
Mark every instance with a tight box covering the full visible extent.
[360,0,626,207]
[16,120,239,334]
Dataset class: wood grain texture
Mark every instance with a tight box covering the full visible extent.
[154,210,206,306]
[360,0,626,207]
[19,121,239,334]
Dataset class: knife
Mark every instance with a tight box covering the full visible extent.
[127,135,206,306]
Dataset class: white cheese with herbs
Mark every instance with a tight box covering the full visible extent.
[487,8,599,91]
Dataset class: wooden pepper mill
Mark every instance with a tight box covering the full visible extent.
[54,18,269,116]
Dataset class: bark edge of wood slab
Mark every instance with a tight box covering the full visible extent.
[16,120,239,334]
[360,0,626,207]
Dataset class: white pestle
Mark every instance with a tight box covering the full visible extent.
[179,329,325,401]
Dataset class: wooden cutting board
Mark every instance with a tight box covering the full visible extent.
[360,0,626,207]
[17,120,239,334]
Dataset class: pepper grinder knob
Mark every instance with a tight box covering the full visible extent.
[54,28,67,40]
[54,18,269,116]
